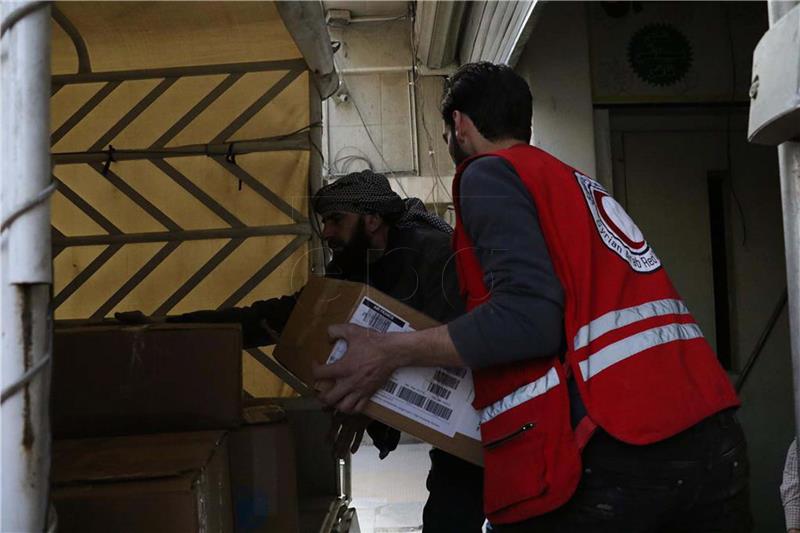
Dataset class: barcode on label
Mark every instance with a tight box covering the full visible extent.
[443,367,468,379]
[424,398,453,420]
[359,299,407,333]
[383,380,398,395]
[365,310,391,332]
[398,386,427,408]
[433,370,460,390]
[427,382,452,400]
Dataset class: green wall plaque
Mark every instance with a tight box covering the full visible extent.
[628,23,693,87]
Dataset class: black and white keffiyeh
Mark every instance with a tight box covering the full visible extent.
[313,170,452,234]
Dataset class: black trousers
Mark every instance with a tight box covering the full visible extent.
[491,409,752,533]
[423,448,485,533]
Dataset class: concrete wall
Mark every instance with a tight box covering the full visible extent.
[324,18,455,206]
[514,2,597,178]
[587,1,766,105]
[326,20,416,175]
[407,75,456,219]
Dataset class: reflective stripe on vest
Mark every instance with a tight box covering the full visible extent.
[480,366,560,424]
[573,298,690,350]
[578,322,704,381]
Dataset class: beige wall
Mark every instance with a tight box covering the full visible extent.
[324,19,456,207]
[587,1,765,105]
[515,2,598,178]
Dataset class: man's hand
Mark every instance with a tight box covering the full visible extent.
[311,324,398,414]
[328,412,371,458]
[312,323,466,413]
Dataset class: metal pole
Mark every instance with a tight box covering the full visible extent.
[1,2,53,531]
[308,76,327,277]
[777,140,800,449]
[767,0,800,473]
[51,132,311,165]
[50,58,307,84]
[336,66,412,75]
[52,223,313,248]
[768,0,798,24]
[347,14,408,24]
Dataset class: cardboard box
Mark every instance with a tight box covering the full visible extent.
[274,277,483,465]
[52,431,233,533]
[52,324,243,438]
[264,397,341,532]
[228,403,300,533]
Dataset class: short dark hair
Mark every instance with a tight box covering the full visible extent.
[441,62,532,143]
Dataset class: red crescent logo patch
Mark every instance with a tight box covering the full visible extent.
[577,172,660,273]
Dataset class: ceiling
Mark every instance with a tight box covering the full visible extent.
[321,1,409,18]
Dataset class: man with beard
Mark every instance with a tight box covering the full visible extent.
[116,170,485,533]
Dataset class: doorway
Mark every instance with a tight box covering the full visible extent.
[607,105,792,530]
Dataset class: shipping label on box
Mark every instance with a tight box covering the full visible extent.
[327,296,482,440]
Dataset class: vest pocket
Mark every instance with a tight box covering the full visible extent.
[483,419,548,514]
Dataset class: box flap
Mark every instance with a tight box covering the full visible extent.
[53,431,227,485]
[241,401,287,425]
[55,323,242,334]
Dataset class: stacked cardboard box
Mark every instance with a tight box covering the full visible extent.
[51,324,243,438]
[230,403,301,533]
[51,323,302,533]
[52,431,233,532]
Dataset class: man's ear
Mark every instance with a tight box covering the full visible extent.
[456,112,485,149]
[453,110,478,143]
[452,110,463,137]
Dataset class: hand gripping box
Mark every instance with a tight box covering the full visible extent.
[274,276,483,465]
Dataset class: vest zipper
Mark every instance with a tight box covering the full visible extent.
[484,422,536,449]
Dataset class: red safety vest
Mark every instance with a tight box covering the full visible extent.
[452,144,739,524]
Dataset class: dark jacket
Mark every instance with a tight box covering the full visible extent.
[168,225,463,343]
[168,224,465,457]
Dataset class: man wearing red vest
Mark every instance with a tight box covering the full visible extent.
[313,62,751,531]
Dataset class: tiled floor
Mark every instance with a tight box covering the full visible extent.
[350,440,432,533]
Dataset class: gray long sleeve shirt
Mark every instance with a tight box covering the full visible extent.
[447,156,566,368]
